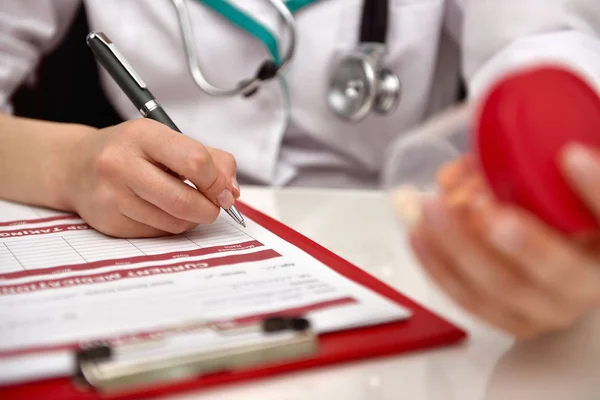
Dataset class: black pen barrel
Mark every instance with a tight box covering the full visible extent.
[86,32,154,110]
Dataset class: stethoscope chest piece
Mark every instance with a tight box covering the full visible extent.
[326,0,400,123]
[172,0,400,124]
[327,50,401,122]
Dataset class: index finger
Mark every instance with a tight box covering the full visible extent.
[131,119,236,209]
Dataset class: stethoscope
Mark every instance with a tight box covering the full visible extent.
[170,0,400,122]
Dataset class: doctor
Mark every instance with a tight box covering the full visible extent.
[1,0,600,337]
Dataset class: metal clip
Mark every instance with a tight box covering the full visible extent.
[86,32,147,89]
[75,316,317,393]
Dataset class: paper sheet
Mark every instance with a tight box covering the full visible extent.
[0,200,411,385]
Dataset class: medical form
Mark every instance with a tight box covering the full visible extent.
[0,199,411,384]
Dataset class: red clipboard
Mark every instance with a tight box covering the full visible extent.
[1,201,467,400]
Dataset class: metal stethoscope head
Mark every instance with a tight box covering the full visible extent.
[170,0,296,97]
[327,0,401,122]
[327,43,401,122]
[170,0,400,122]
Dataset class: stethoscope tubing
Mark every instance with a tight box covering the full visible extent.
[170,0,296,97]
[169,0,398,122]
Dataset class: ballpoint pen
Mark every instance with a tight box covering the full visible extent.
[85,31,245,228]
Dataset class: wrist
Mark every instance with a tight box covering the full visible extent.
[45,124,99,212]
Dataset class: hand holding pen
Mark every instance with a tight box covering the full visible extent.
[86,31,245,229]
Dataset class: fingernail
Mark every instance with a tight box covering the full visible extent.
[217,189,235,209]
[423,197,446,228]
[488,212,522,254]
[392,185,424,228]
[231,175,240,192]
[563,143,600,182]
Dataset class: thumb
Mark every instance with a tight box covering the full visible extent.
[174,156,234,210]
[159,145,235,210]
[560,143,600,218]
[188,154,237,210]
[206,147,240,198]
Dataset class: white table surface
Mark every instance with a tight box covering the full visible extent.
[170,187,600,400]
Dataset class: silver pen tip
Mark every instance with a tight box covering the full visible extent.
[225,206,246,228]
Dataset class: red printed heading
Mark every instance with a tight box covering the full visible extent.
[0,250,280,296]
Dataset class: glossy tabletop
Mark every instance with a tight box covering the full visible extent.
[169,187,600,400]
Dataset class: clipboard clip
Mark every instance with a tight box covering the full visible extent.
[74,316,318,393]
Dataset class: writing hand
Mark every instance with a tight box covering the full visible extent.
[63,119,240,238]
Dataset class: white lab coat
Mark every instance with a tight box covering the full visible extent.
[1,0,600,188]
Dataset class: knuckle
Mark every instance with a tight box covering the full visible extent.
[223,151,237,169]
[166,219,190,235]
[185,148,211,174]
[204,175,222,195]
[95,146,123,180]
[169,189,194,217]
[119,119,150,139]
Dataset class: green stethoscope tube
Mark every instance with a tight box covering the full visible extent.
[192,0,321,140]
[195,0,320,65]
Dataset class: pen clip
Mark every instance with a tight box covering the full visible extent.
[86,31,147,89]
